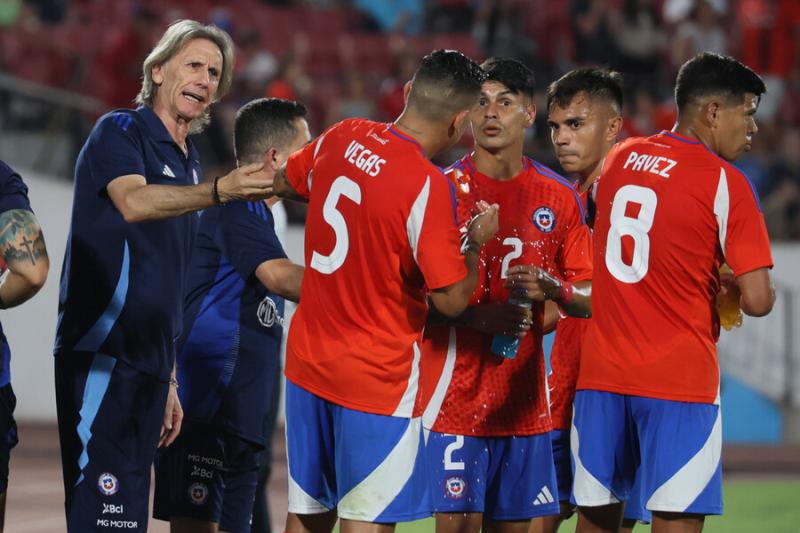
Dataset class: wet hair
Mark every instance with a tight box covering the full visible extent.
[481,57,536,100]
[135,20,235,133]
[407,49,486,121]
[546,67,623,115]
[234,98,307,165]
[675,52,766,111]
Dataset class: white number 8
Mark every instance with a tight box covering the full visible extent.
[311,176,362,274]
[605,185,657,284]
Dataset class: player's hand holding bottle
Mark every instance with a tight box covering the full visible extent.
[718,263,743,331]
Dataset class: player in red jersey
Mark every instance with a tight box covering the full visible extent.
[543,68,648,532]
[573,52,775,533]
[416,57,592,533]
[270,50,499,533]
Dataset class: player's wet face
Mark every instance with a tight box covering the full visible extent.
[471,81,534,151]
[152,38,223,123]
[548,93,612,176]
[716,92,759,162]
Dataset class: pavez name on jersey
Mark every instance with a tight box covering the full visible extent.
[579,131,773,403]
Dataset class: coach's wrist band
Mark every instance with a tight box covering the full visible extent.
[169,377,179,388]
[212,176,223,205]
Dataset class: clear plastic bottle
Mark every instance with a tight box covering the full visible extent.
[490,288,532,359]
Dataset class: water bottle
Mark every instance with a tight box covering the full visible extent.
[490,288,532,359]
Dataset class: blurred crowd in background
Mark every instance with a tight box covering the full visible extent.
[1,0,800,238]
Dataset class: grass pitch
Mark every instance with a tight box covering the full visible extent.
[390,478,800,532]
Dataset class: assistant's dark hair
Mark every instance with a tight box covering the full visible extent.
[481,57,536,100]
[546,67,623,114]
[234,98,307,164]
[675,52,766,111]
[407,49,486,121]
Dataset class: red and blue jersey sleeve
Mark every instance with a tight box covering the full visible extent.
[722,166,773,275]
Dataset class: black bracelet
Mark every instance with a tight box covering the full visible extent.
[212,176,223,205]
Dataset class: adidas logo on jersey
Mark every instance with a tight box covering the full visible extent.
[533,485,555,506]
[163,165,175,178]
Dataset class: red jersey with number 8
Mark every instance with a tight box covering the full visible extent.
[283,118,467,417]
[578,131,773,404]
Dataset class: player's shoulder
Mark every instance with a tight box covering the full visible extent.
[442,156,474,194]
[525,158,585,220]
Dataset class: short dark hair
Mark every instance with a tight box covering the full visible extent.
[481,57,536,100]
[408,49,485,121]
[675,52,766,111]
[546,67,624,114]
[234,98,307,164]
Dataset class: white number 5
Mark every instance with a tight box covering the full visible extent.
[605,185,657,283]
[310,176,362,274]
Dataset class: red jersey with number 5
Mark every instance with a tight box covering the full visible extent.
[283,118,467,416]
[416,155,592,436]
[578,131,773,404]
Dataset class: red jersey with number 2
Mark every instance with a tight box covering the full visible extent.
[417,155,592,436]
[579,131,773,404]
[283,119,467,417]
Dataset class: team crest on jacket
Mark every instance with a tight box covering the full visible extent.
[444,476,467,499]
[98,472,119,496]
[188,482,209,505]
[532,206,556,233]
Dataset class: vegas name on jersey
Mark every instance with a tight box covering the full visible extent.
[284,118,467,417]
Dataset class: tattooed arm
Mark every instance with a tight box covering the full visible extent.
[0,209,48,309]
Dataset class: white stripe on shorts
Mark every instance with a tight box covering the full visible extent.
[286,423,331,514]
[571,418,620,506]
[337,417,421,521]
[647,406,722,512]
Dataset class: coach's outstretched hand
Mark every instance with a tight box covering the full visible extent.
[159,384,183,448]
[216,162,275,202]
[467,200,500,245]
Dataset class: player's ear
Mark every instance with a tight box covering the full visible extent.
[706,101,721,129]
[524,102,536,128]
[453,108,470,133]
[264,147,280,171]
[403,81,412,103]
[607,115,622,141]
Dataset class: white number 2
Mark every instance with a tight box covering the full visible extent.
[500,237,523,278]
[310,176,362,274]
[605,185,657,284]
[443,435,465,471]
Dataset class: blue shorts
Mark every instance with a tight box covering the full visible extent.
[551,429,651,523]
[285,380,429,523]
[153,421,259,533]
[571,390,722,516]
[425,431,559,520]
[55,352,168,532]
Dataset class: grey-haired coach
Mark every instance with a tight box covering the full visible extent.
[53,20,274,532]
